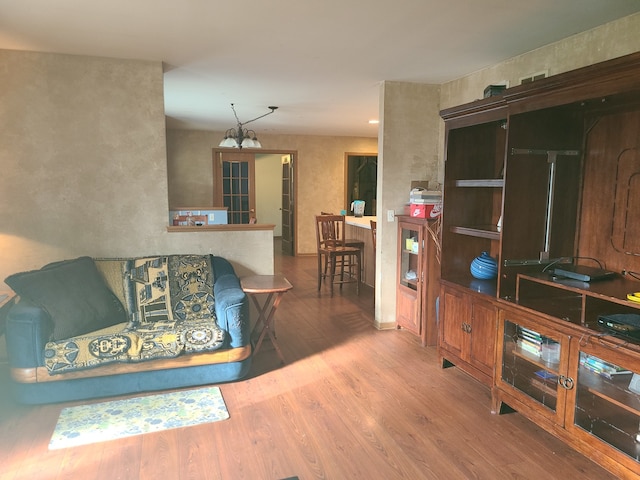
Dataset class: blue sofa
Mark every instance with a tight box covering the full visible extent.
[4,255,251,404]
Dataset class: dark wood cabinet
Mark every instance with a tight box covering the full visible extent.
[441,52,640,301]
[494,277,640,479]
[439,51,640,479]
[396,215,439,346]
[439,283,497,386]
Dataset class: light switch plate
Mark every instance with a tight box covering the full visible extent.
[387,210,395,222]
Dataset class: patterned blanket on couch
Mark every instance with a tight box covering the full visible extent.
[44,255,226,375]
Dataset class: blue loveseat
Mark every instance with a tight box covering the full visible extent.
[4,254,251,404]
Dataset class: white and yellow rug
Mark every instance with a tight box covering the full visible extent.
[49,386,229,449]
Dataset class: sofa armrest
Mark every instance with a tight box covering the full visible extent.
[211,255,236,278]
[214,273,250,348]
[5,301,53,368]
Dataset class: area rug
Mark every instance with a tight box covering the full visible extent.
[49,386,229,449]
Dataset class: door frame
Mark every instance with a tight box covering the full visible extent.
[279,153,295,256]
[344,152,378,216]
[212,148,298,254]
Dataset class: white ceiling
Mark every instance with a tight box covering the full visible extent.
[1,1,639,137]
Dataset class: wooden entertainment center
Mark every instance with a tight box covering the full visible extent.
[438,52,640,479]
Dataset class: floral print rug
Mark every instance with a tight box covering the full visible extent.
[49,386,229,449]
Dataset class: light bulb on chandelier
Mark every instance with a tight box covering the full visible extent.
[218,103,278,149]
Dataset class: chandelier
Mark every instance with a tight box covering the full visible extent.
[218,103,278,149]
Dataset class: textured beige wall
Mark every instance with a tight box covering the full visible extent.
[166,129,377,255]
[166,129,216,208]
[440,13,640,110]
[0,50,273,283]
[377,81,441,328]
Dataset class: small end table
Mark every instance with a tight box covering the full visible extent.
[241,275,293,363]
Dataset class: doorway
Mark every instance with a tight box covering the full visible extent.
[213,149,296,255]
[254,153,284,235]
[345,153,377,216]
[280,154,294,256]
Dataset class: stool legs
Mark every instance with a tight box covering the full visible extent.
[317,252,323,291]
[317,250,360,296]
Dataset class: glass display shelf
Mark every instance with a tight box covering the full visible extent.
[399,226,420,291]
[501,320,562,412]
[575,352,640,461]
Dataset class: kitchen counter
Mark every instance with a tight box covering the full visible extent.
[345,215,376,229]
[344,216,376,288]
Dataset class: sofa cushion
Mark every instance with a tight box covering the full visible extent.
[5,256,127,341]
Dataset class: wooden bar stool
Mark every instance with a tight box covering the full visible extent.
[320,212,364,281]
[343,238,364,280]
[315,214,361,296]
[370,219,377,251]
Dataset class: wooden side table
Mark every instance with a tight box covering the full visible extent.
[240,275,293,363]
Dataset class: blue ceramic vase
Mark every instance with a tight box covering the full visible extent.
[470,252,498,279]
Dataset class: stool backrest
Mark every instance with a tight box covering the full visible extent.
[315,215,347,251]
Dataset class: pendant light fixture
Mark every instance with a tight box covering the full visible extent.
[218,103,278,149]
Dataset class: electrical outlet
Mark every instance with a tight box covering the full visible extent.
[387,210,395,222]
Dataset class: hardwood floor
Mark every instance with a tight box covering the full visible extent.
[0,248,617,480]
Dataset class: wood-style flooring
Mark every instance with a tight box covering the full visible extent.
[0,248,617,479]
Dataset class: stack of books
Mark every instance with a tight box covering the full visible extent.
[580,354,631,379]
[517,327,543,357]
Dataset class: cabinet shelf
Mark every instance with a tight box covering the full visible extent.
[400,278,419,289]
[517,273,640,335]
[579,367,640,416]
[442,276,497,297]
[455,179,504,188]
[511,345,560,374]
[530,376,559,398]
[450,225,501,240]
[575,373,640,462]
[502,341,559,409]
[505,337,561,401]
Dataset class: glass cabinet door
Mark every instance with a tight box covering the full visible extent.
[399,224,420,290]
[572,351,640,462]
[500,318,568,421]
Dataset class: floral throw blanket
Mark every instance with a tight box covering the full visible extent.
[44,255,226,375]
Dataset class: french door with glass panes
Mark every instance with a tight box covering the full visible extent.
[214,151,256,224]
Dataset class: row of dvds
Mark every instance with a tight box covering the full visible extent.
[580,354,631,379]
[518,326,543,357]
